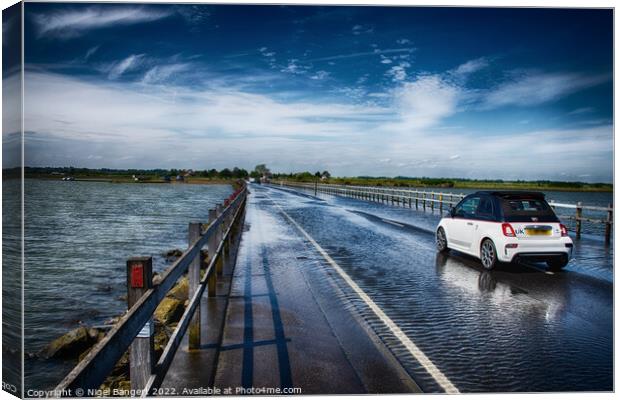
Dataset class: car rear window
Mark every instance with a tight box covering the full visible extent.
[500,198,559,222]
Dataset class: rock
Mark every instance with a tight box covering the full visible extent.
[153,324,170,359]
[154,297,185,325]
[87,327,101,341]
[163,249,183,261]
[167,277,188,301]
[100,372,130,395]
[39,327,97,359]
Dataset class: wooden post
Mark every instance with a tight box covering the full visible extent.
[423,193,426,211]
[207,209,217,297]
[188,222,201,350]
[431,193,435,213]
[605,203,612,245]
[216,205,225,275]
[575,202,583,239]
[439,194,443,214]
[126,257,154,391]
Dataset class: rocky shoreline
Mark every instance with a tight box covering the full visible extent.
[40,249,202,392]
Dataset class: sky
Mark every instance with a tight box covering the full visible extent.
[8,3,614,181]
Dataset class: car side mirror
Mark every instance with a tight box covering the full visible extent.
[449,207,456,218]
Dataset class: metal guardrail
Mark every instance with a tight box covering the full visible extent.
[281,181,613,244]
[55,185,247,396]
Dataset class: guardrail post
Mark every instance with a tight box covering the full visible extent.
[439,194,443,214]
[431,193,435,213]
[423,193,426,211]
[188,222,202,350]
[605,203,612,245]
[126,256,154,392]
[216,205,225,275]
[207,209,217,297]
[575,202,583,239]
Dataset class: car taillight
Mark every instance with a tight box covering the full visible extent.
[560,224,568,237]
[502,223,516,237]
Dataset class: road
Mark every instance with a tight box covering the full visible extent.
[253,183,613,393]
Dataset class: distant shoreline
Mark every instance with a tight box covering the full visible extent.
[277,178,613,193]
[3,167,612,192]
[19,175,235,185]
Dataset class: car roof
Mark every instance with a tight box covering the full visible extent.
[473,191,546,199]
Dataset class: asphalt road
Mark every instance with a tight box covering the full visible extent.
[255,183,613,393]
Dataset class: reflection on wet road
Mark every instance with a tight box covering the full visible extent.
[254,184,612,393]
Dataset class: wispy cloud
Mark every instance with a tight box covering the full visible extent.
[31,6,173,38]
[141,63,192,84]
[310,47,415,63]
[451,57,489,77]
[385,62,410,82]
[281,59,310,75]
[310,70,330,80]
[84,45,100,60]
[481,71,610,109]
[107,54,145,80]
[352,24,374,35]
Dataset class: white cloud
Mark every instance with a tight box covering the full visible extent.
[310,47,415,63]
[386,62,410,82]
[397,38,411,45]
[141,63,191,84]
[310,70,330,80]
[391,74,461,130]
[281,59,309,75]
[481,72,610,109]
[452,57,489,77]
[107,54,144,79]
[20,69,612,181]
[31,6,173,38]
[84,45,100,60]
[352,24,373,35]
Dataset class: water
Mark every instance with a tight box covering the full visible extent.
[259,185,613,392]
[294,184,613,237]
[4,179,232,390]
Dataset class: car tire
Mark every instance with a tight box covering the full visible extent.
[436,227,449,253]
[547,256,569,271]
[480,239,499,270]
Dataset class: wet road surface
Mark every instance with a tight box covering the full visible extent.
[255,183,613,393]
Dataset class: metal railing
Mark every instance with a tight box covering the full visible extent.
[280,181,613,244]
[55,185,247,396]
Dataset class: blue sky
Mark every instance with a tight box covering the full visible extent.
[15,4,613,181]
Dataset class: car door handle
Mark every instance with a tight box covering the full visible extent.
[467,222,474,225]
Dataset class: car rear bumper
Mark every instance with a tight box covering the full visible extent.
[496,237,573,263]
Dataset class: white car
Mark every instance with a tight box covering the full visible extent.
[436,191,573,270]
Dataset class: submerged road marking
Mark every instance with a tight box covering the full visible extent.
[522,263,554,275]
[381,218,405,228]
[264,191,460,394]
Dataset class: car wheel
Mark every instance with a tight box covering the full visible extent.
[547,256,569,271]
[436,227,449,253]
[480,239,498,270]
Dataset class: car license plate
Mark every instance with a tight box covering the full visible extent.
[525,228,551,236]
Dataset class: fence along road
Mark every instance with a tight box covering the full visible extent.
[54,187,247,395]
[280,181,613,243]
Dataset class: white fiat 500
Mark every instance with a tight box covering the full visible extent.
[436,191,573,270]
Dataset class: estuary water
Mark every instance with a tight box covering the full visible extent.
[3,179,232,390]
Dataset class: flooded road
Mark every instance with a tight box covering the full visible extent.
[253,183,613,393]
